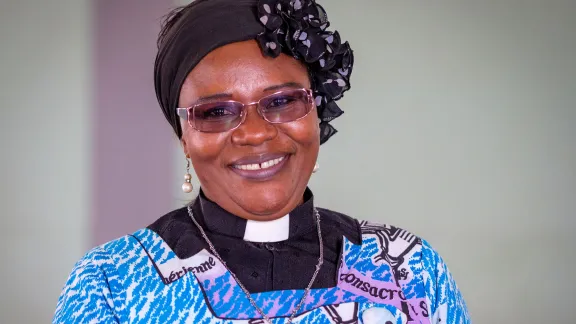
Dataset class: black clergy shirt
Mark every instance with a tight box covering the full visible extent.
[148,188,362,293]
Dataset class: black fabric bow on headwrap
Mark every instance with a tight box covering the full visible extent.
[154,0,354,144]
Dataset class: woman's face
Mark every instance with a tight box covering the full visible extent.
[179,40,320,221]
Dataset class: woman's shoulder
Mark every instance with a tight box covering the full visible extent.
[320,207,426,268]
[84,226,168,263]
[55,227,170,323]
[79,207,190,265]
[320,208,446,274]
[57,228,164,295]
[320,210,470,322]
[317,207,426,249]
[61,224,171,292]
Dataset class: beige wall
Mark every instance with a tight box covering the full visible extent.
[0,0,91,323]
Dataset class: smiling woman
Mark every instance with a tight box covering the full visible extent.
[53,0,470,323]
[179,41,319,219]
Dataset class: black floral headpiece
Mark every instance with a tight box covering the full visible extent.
[256,0,354,144]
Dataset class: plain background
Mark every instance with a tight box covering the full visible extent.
[1,0,575,323]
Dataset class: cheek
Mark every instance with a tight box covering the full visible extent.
[182,124,229,163]
[278,107,320,147]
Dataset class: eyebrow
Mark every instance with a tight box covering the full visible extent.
[263,82,306,92]
[195,93,233,104]
[193,82,306,105]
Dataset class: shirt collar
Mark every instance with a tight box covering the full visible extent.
[193,188,316,241]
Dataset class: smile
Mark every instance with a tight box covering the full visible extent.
[230,154,290,180]
[232,156,285,170]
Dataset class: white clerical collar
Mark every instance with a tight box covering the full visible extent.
[243,214,290,242]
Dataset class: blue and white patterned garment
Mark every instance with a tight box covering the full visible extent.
[54,220,470,323]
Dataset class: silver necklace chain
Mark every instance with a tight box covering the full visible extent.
[187,205,324,324]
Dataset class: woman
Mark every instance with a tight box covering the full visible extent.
[54,0,470,323]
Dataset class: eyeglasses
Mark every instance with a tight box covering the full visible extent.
[177,88,314,133]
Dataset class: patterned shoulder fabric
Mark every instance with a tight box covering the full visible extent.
[54,223,470,323]
[53,246,124,323]
[420,239,471,323]
[358,221,471,323]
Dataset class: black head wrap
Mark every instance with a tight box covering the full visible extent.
[154,0,354,144]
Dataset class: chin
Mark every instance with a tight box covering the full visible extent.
[236,185,299,219]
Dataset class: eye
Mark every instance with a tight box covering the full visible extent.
[268,96,296,109]
[196,103,241,120]
[204,106,234,118]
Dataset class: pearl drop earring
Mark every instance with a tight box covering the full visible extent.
[313,162,319,173]
[182,158,193,193]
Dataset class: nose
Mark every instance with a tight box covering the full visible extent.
[231,105,277,146]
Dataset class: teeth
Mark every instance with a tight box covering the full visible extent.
[234,156,285,171]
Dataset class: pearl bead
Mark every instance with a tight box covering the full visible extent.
[182,182,193,193]
[312,163,319,173]
[184,173,192,181]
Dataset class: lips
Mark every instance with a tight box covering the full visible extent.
[229,153,290,180]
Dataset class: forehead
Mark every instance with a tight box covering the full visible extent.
[181,40,310,98]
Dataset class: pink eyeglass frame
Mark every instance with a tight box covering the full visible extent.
[176,88,315,133]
